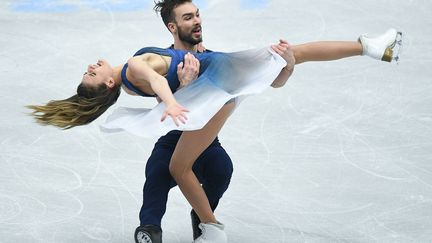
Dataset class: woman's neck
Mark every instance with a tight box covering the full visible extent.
[112,65,123,86]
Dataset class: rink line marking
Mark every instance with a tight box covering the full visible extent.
[102,160,140,205]
[341,150,413,181]
[68,129,140,204]
[9,193,86,228]
[110,188,126,242]
[285,202,374,215]
[0,193,23,223]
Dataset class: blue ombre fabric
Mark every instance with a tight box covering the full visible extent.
[101,47,287,137]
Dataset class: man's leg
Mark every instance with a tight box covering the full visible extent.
[136,136,178,243]
[200,145,233,210]
[139,147,176,226]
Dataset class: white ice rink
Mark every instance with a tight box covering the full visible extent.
[1,0,432,242]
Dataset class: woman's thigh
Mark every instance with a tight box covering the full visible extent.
[170,102,235,170]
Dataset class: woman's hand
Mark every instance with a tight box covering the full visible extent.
[161,103,189,126]
[177,53,200,90]
[270,39,296,88]
[271,39,295,71]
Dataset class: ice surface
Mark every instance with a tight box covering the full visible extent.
[1,0,431,242]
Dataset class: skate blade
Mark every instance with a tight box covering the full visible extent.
[382,31,403,63]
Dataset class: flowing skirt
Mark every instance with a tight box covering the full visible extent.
[100,47,286,138]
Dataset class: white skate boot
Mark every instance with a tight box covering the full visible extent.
[193,222,227,243]
[358,28,403,62]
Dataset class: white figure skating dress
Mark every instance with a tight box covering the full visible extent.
[100,47,286,137]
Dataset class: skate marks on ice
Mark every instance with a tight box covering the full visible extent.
[218,15,432,243]
[0,128,152,242]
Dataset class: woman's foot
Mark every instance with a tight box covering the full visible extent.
[358,28,403,62]
[193,222,227,243]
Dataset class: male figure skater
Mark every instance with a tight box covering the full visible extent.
[134,1,233,242]
[134,1,295,242]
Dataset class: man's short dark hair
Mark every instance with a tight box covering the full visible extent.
[154,0,192,29]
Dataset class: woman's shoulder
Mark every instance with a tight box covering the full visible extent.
[133,46,192,59]
[132,47,170,56]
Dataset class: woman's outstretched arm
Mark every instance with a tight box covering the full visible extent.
[127,55,189,126]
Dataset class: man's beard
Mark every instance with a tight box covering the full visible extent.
[178,25,202,45]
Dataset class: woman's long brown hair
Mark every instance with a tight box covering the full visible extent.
[27,83,121,129]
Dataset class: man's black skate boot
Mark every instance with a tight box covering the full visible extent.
[134,225,162,243]
[191,209,202,240]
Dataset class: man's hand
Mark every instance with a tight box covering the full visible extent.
[177,53,200,90]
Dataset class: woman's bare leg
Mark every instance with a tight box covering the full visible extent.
[272,30,401,88]
[292,41,363,64]
[169,102,235,223]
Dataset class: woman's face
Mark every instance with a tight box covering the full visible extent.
[81,59,114,88]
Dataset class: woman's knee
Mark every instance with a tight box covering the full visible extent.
[168,158,192,182]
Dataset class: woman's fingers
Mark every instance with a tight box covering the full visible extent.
[161,103,190,126]
[280,39,290,45]
[271,45,280,54]
[178,115,187,124]
[180,112,188,120]
[272,44,284,55]
[161,112,168,122]
[171,112,188,125]
[280,39,292,49]
[275,39,289,49]
[181,106,190,113]
[169,114,179,126]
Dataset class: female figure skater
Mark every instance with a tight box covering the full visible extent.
[28,29,402,243]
